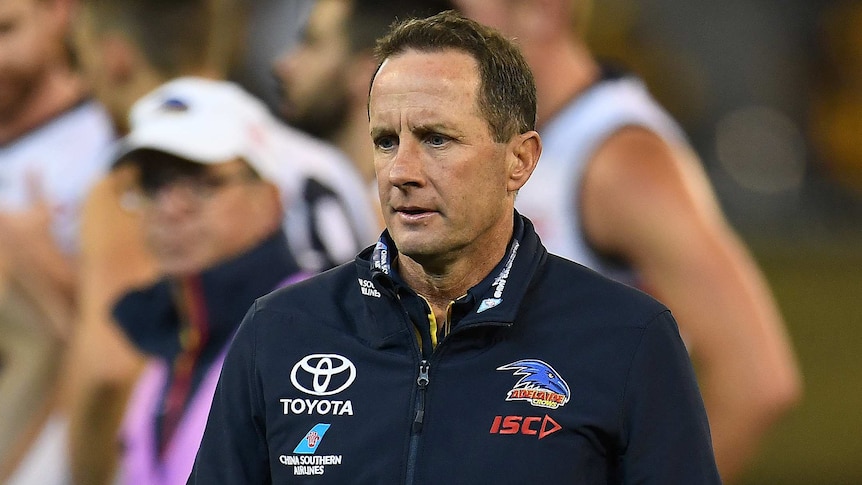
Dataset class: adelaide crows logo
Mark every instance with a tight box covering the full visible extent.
[497,359,571,409]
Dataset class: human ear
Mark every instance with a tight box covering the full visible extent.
[506,131,542,192]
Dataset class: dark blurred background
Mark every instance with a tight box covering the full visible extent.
[584,1,861,484]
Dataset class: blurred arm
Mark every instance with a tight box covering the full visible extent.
[63,171,158,485]
[581,126,803,483]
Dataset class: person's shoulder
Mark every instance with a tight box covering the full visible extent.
[46,98,115,147]
[570,77,665,123]
[254,262,360,318]
[539,254,669,328]
[271,121,353,168]
[67,98,114,130]
[268,120,369,198]
[4,98,114,161]
[580,67,653,106]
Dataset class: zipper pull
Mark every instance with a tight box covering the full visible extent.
[417,360,430,389]
[413,360,430,433]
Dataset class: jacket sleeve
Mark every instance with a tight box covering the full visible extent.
[619,310,722,484]
[187,303,271,484]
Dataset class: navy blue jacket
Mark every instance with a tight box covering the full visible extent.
[189,214,721,484]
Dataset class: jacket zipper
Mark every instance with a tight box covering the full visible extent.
[405,359,430,485]
[399,292,512,484]
[413,360,430,432]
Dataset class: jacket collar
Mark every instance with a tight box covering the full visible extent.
[113,230,301,362]
[355,211,547,343]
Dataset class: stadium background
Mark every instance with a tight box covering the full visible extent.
[583,1,861,484]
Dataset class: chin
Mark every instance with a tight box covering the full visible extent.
[392,237,447,263]
[160,264,197,279]
[157,255,210,278]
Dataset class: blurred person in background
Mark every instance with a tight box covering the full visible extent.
[0,0,115,482]
[274,0,454,208]
[230,0,313,113]
[454,0,802,482]
[67,0,376,483]
[108,79,307,485]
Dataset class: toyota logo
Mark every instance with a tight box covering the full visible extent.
[290,354,357,396]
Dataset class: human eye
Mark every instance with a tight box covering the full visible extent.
[424,132,450,148]
[373,134,398,151]
[0,19,17,36]
[197,174,226,192]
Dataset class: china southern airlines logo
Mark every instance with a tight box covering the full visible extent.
[279,423,343,476]
[497,359,571,409]
[293,423,331,454]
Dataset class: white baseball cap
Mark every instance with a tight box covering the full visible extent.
[114,77,282,181]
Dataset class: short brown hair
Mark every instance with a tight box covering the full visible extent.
[372,11,536,143]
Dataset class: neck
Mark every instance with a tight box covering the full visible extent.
[396,212,514,321]
[0,67,84,144]
[528,37,600,128]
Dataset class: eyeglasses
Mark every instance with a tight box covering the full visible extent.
[120,169,260,211]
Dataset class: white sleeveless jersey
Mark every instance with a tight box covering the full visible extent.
[0,100,115,255]
[515,76,688,284]
[269,122,379,271]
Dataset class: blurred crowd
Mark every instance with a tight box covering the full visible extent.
[3,0,856,484]
[585,0,862,235]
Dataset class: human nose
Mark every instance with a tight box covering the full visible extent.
[387,138,425,189]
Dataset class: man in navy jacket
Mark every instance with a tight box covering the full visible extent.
[189,11,721,484]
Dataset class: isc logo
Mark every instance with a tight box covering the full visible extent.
[489,415,562,439]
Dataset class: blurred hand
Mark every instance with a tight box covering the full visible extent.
[0,173,75,340]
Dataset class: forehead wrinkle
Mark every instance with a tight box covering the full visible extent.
[370,50,487,139]
[373,51,480,98]
[371,104,464,141]
[370,87,479,135]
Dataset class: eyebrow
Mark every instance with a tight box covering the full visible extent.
[369,126,393,139]
[411,122,450,135]
[370,122,453,139]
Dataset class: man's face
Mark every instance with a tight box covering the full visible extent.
[369,49,515,264]
[273,0,350,139]
[0,0,61,122]
[130,157,281,277]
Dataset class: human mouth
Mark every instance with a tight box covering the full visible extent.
[393,206,437,223]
